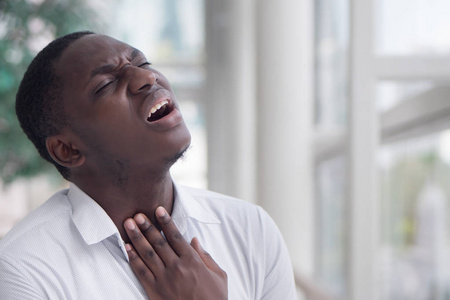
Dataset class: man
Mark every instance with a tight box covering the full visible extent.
[0,31,297,299]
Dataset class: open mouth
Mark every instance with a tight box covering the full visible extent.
[147,100,174,122]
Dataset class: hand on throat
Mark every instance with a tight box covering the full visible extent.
[71,168,175,243]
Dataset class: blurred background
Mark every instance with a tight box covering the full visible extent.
[1,0,450,299]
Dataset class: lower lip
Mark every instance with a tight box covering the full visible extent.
[146,107,184,131]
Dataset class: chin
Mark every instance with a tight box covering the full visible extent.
[166,128,191,166]
[168,147,189,166]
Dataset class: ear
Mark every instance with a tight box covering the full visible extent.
[46,135,85,168]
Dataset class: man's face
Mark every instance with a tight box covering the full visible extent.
[54,34,191,176]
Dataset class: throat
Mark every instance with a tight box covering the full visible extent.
[80,175,175,238]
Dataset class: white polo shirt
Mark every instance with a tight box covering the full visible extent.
[0,183,297,299]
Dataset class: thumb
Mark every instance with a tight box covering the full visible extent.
[191,237,222,272]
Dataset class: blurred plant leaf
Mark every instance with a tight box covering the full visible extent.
[0,0,105,184]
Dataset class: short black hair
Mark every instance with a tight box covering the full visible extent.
[16,31,95,180]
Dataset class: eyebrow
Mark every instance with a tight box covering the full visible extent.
[89,48,142,79]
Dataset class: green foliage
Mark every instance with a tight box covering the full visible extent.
[380,149,450,250]
[0,0,103,183]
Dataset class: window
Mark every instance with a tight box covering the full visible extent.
[314,0,450,299]
[314,0,349,297]
[378,129,450,299]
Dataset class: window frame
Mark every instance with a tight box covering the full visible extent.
[314,0,450,299]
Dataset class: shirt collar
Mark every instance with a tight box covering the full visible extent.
[171,183,221,236]
[67,182,221,245]
[67,183,120,246]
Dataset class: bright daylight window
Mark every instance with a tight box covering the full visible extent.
[314,0,349,297]
[377,80,450,299]
[376,0,450,56]
[378,129,450,299]
[315,0,450,299]
[375,0,450,297]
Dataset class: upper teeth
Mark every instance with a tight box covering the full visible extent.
[148,100,168,118]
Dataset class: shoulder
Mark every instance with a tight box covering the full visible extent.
[179,185,265,221]
[179,186,297,299]
[177,185,277,238]
[181,185,256,208]
[0,188,72,255]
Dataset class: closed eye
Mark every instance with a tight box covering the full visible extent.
[95,81,114,94]
[139,62,152,68]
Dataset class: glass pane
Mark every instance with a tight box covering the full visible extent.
[101,0,204,63]
[378,131,450,299]
[377,80,450,144]
[377,81,435,113]
[376,0,450,55]
[316,155,348,298]
[170,99,207,188]
[314,0,350,130]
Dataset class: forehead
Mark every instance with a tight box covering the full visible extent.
[55,34,136,85]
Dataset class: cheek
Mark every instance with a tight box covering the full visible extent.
[155,74,173,90]
[78,97,132,126]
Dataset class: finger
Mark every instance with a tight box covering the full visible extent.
[125,243,156,283]
[124,218,166,272]
[190,237,223,273]
[155,206,191,257]
[133,213,178,265]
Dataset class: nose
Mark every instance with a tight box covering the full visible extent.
[126,66,159,94]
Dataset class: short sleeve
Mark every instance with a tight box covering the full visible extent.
[0,256,43,300]
[257,207,298,300]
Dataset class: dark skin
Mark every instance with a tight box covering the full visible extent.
[45,34,227,299]
[125,207,227,299]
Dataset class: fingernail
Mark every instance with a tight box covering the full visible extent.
[125,244,132,252]
[134,214,145,225]
[155,206,166,218]
[125,219,136,230]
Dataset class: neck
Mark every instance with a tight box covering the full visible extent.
[71,170,175,243]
